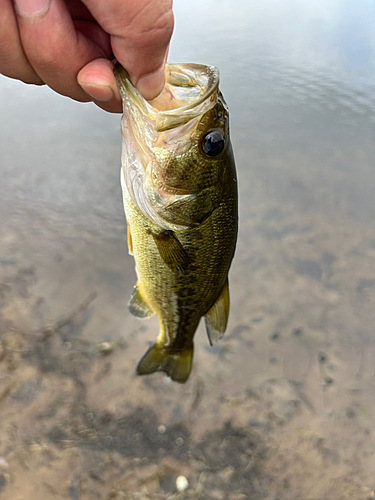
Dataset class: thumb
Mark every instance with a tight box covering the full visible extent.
[82,0,174,100]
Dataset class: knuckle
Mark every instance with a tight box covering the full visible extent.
[112,0,174,45]
[136,10,174,41]
[26,43,62,69]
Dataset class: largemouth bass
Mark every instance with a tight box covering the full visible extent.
[114,63,238,383]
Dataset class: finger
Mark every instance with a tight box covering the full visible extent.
[78,58,122,113]
[81,0,174,99]
[0,0,42,83]
[14,0,111,101]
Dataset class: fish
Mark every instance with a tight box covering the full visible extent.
[114,62,238,383]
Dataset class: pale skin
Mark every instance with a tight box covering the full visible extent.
[0,0,174,111]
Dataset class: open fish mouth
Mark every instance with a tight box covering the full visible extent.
[114,63,219,132]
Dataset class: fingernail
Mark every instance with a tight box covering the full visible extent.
[136,66,165,101]
[79,82,114,102]
[14,0,51,17]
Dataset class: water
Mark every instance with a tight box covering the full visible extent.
[1,1,375,498]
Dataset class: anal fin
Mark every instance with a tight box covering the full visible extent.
[137,343,193,383]
[150,230,189,273]
[205,279,230,345]
[128,284,154,319]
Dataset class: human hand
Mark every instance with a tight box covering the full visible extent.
[0,0,173,112]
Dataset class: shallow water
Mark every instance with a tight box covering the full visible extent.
[1,1,375,498]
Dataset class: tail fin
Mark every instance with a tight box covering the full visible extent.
[136,343,193,384]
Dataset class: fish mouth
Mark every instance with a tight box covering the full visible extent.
[114,63,219,132]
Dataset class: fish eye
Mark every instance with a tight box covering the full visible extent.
[201,130,225,157]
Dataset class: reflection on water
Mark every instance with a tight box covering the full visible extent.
[1,0,375,498]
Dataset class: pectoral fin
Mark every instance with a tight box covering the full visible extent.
[151,230,189,273]
[128,284,154,319]
[127,223,133,255]
[205,279,230,345]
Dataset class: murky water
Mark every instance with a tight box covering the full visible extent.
[1,1,375,498]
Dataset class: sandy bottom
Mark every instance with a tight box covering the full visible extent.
[1,197,375,500]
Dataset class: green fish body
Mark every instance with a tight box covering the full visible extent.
[115,63,238,383]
